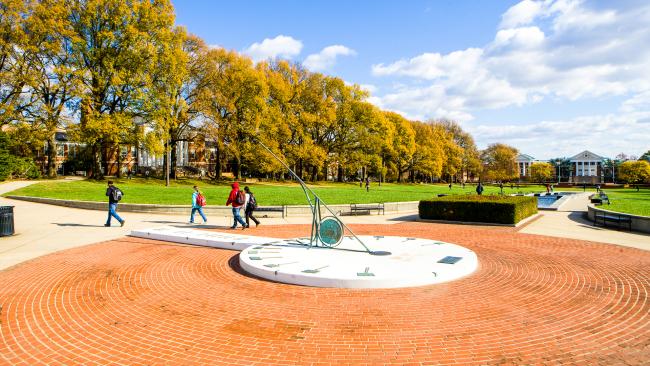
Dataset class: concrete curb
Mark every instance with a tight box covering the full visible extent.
[587,204,650,234]
[5,195,420,217]
[417,213,543,227]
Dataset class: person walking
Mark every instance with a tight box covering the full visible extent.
[226,182,247,229]
[476,182,484,195]
[190,185,208,224]
[105,180,125,227]
[365,177,370,192]
[499,182,504,195]
[243,186,260,228]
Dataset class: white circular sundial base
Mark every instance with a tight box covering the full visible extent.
[239,236,478,289]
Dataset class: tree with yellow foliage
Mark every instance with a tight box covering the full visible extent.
[480,143,519,182]
[529,162,554,183]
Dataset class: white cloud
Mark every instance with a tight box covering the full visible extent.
[468,109,650,159]
[303,45,356,71]
[499,0,545,29]
[369,1,650,123]
[243,35,303,62]
[359,84,378,94]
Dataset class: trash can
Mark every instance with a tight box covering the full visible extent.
[0,206,15,237]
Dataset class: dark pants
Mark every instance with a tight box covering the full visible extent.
[245,208,260,227]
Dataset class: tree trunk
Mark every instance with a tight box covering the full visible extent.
[233,157,241,180]
[116,144,122,178]
[311,165,317,182]
[91,143,103,179]
[214,146,222,180]
[46,135,57,178]
[170,140,177,179]
[337,165,344,182]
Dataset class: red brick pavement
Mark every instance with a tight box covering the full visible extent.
[0,222,648,365]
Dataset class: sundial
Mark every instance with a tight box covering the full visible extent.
[130,140,480,289]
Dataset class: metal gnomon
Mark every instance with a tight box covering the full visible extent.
[256,140,390,256]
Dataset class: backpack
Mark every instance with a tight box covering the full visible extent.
[112,187,123,202]
[196,193,206,207]
[248,193,257,209]
[235,190,246,205]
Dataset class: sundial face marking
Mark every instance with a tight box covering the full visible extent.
[249,256,282,261]
[357,267,375,277]
[301,265,329,274]
[263,261,299,268]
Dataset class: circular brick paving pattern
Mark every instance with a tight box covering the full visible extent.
[0,223,648,365]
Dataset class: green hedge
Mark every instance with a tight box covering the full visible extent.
[418,195,538,224]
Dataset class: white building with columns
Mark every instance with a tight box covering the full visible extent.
[569,150,604,184]
[516,154,537,180]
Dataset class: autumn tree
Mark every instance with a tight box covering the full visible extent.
[410,121,445,182]
[202,48,267,179]
[66,0,177,178]
[436,119,481,181]
[384,111,415,182]
[617,160,650,184]
[480,143,519,182]
[0,0,33,126]
[529,162,553,183]
[19,0,80,177]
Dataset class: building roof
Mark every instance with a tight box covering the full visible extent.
[516,154,536,162]
[569,150,604,162]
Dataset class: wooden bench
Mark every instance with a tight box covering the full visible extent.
[593,211,631,231]
[254,206,286,218]
[350,203,385,215]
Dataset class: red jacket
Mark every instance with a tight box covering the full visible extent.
[226,182,243,208]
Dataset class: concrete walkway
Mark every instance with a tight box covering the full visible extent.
[521,191,650,250]
[0,181,408,270]
[1,182,648,271]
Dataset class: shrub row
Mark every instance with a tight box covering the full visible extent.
[418,195,538,224]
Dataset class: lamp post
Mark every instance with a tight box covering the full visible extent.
[556,162,560,184]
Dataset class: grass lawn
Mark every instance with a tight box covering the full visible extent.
[597,188,650,216]
[3,178,550,206]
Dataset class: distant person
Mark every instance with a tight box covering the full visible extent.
[583,183,586,192]
[127,169,132,179]
[190,185,207,224]
[243,186,260,227]
[226,182,247,229]
[105,180,125,227]
[550,185,554,193]
[596,184,601,192]
[365,177,370,192]
[448,182,452,190]
[476,182,484,195]
[499,182,504,195]
[636,184,640,192]
[462,181,465,189]
[546,184,550,193]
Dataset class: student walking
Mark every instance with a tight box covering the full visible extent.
[365,177,370,192]
[476,182,484,195]
[226,182,247,229]
[190,186,207,224]
[105,181,125,227]
[243,186,260,228]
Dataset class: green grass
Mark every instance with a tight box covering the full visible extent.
[3,178,549,206]
[597,189,650,216]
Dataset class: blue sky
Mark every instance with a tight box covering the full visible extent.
[171,0,650,159]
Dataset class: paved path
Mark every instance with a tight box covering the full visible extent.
[0,223,647,365]
[0,182,406,271]
[521,192,650,250]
